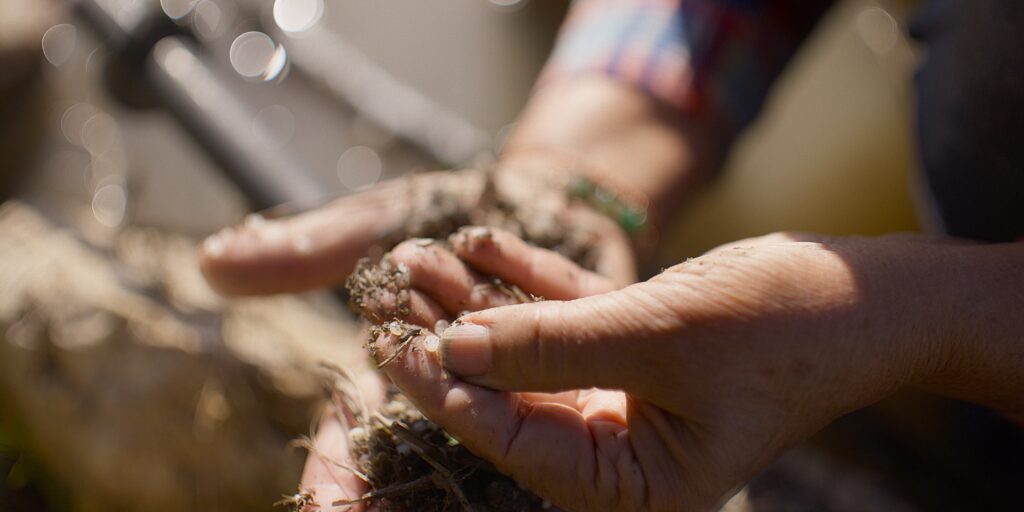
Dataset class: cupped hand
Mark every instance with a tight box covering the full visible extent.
[297,370,386,512]
[297,226,623,510]
[198,166,636,296]
[371,231,946,511]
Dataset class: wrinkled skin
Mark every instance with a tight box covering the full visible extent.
[363,230,950,511]
[199,168,636,511]
[204,210,1024,511]
[297,227,626,511]
[295,225,951,511]
[198,168,635,296]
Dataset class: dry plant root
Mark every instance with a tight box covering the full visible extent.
[274,487,318,511]
[314,364,546,512]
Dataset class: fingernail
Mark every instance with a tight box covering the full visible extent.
[440,323,492,376]
[454,227,494,255]
[202,235,226,258]
[433,319,450,336]
[423,335,441,353]
[244,213,266,228]
[202,227,235,258]
[468,227,493,242]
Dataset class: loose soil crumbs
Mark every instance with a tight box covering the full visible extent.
[339,391,546,512]
[332,263,552,511]
[375,169,599,272]
[347,257,413,320]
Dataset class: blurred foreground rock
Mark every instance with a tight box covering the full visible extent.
[0,202,363,512]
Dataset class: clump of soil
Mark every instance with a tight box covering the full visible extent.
[340,389,545,512]
[346,246,538,328]
[326,308,545,511]
[346,256,413,321]
[376,169,599,272]
[330,246,557,510]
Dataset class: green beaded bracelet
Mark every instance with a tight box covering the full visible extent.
[568,175,649,234]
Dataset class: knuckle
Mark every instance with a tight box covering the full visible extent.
[524,249,545,285]
[389,239,429,265]
[508,304,548,379]
[536,302,573,380]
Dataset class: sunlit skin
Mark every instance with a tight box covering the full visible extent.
[199,78,1024,510]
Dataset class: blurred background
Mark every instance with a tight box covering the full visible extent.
[5,0,1011,511]
[1,0,920,241]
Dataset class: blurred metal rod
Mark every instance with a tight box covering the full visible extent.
[148,37,325,210]
[73,0,328,210]
[75,0,150,43]
[277,26,492,167]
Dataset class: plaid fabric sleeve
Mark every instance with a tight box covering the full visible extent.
[541,0,834,135]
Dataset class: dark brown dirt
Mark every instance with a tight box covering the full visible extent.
[375,169,599,272]
[347,256,413,321]
[340,391,545,512]
[331,303,545,511]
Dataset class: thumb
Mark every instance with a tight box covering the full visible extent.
[440,284,671,394]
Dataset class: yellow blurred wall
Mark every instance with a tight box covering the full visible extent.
[663,0,923,259]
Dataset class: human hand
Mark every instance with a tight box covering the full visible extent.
[295,369,387,512]
[297,227,623,511]
[370,232,952,511]
[198,165,637,296]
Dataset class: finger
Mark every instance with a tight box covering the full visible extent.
[519,390,580,408]
[440,283,672,395]
[388,239,525,315]
[199,182,408,296]
[565,205,637,287]
[704,231,823,256]
[300,371,387,512]
[450,226,617,300]
[358,287,448,327]
[518,390,626,420]
[371,331,646,511]
[299,414,368,511]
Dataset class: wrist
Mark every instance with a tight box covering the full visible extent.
[497,148,655,236]
[505,76,727,227]
[843,237,962,393]
[909,241,1024,415]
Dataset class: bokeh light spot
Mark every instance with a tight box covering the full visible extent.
[160,0,198,19]
[42,24,78,67]
[60,103,98,147]
[230,31,275,78]
[337,146,383,191]
[273,0,324,33]
[487,0,528,12]
[229,31,288,81]
[82,114,120,156]
[192,0,227,39]
[856,6,899,55]
[92,183,128,228]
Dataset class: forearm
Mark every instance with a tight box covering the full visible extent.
[915,241,1024,416]
[499,0,836,226]
[708,234,1024,420]
[501,76,729,229]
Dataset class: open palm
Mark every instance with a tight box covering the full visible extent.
[298,226,633,511]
